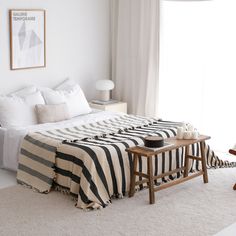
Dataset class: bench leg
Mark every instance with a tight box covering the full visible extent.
[184,145,190,178]
[200,141,208,183]
[129,154,138,198]
[148,157,155,204]
[233,184,236,190]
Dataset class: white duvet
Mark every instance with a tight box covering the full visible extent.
[0,110,122,171]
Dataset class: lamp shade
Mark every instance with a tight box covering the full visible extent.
[95,80,114,91]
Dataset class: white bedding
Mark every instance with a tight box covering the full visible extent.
[0,110,122,171]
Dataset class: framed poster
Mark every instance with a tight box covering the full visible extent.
[9,9,46,70]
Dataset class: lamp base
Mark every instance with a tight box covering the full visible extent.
[98,90,110,102]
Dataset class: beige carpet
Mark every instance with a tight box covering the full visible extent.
[1,169,236,236]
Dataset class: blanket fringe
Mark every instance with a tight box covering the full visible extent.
[17,180,49,194]
[54,185,78,202]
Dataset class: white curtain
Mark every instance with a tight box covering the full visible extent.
[159,0,236,153]
[111,0,160,117]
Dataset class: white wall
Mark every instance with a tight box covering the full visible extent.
[0,0,111,100]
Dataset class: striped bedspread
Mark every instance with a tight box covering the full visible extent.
[16,114,232,209]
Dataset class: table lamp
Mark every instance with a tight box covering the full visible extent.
[95,80,114,102]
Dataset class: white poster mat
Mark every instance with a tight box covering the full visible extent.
[10,10,45,70]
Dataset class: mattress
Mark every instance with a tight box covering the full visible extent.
[1,110,122,171]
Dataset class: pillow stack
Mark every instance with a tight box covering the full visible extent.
[0,79,92,127]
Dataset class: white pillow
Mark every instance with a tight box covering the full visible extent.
[55,78,77,91]
[42,90,65,104]
[35,103,70,124]
[42,84,91,117]
[10,86,37,97]
[0,91,45,128]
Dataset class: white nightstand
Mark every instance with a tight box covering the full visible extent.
[89,101,127,114]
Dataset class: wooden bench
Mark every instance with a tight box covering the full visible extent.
[126,135,210,204]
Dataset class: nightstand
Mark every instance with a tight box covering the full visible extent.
[89,101,127,114]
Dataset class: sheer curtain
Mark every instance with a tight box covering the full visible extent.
[111,0,160,116]
[159,0,236,153]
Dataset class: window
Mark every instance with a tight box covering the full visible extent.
[159,0,236,155]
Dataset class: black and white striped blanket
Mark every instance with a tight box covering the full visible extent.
[16,114,233,209]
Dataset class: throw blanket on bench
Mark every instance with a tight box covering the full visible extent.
[16,115,234,209]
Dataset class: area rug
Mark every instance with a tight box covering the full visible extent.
[0,168,236,236]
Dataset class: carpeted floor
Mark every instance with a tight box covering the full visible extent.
[0,169,236,236]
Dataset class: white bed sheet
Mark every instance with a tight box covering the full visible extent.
[1,110,122,171]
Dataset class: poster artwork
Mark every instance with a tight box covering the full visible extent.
[10,10,46,70]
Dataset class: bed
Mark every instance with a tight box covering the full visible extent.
[1,81,234,210]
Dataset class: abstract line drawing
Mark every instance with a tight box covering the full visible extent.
[10,9,46,70]
[18,21,26,50]
[29,30,42,48]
